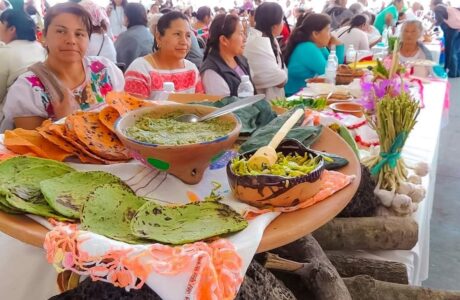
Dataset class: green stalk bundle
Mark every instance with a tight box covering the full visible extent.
[362,92,420,191]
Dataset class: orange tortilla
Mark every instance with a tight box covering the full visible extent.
[4,129,72,161]
[106,92,154,115]
[48,123,106,164]
[98,106,120,133]
[66,112,130,161]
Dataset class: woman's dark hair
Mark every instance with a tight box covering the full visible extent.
[110,0,127,8]
[283,13,331,64]
[125,3,148,28]
[347,14,368,33]
[0,9,37,41]
[295,11,310,28]
[154,11,189,50]
[44,2,92,36]
[192,6,211,22]
[203,13,239,60]
[254,2,284,64]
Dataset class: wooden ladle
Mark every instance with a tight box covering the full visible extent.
[248,109,304,169]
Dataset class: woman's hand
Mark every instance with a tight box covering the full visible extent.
[329,35,342,47]
[51,89,80,120]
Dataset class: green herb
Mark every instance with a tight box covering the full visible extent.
[231,152,321,177]
[271,97,328,111]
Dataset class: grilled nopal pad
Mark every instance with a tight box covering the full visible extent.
[131,201,248,245]
[0,156,75,220]
[81,184,147,244]
[40,171,128,219]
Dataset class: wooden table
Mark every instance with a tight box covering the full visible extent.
[0,127,360,252]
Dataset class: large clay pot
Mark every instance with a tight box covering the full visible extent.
[115,104,241,184]
[227,139,324,207]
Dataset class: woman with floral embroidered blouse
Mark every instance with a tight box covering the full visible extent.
[124,11,203,99]
[0,2,124,131]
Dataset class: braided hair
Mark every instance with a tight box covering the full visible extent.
[254,2,284,65]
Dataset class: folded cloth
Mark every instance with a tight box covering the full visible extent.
[239,108,323,153]
[194,96,277,135]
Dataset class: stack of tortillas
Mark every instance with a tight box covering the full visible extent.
[3,92,154,164]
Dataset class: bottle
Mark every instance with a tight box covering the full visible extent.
[237,75,254,98]
[325,57,337,85]
[156,81,175,101]
[329,45,339,68]
[346,44,357,64]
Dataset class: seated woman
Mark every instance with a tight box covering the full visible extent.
[79,0,116,62]
[284,13,344,96]
[335,14,370,51]
[200,14,254,97]
[399,20,433,77]
[1,2,124,131]
[114,3,154,68]
[192,6,212,42]
[0,7,46,104]
[124,11,203,99]
[244,2,287,101]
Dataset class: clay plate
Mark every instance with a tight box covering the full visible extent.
[329,102,364,117]
[0,128,360,253]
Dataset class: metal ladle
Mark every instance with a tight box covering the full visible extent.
[175,94,265,123]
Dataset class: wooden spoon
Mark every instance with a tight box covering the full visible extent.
[247,109,304,169]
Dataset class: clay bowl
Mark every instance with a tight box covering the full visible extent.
[115,104,241,185]
[227,139,325,208]
[329,102,363,117]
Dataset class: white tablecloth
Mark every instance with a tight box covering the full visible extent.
[0,81,447,298]
[335,80,447,285]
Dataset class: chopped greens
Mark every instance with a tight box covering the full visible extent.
[125,112,234,145]
[231,152,321,177]
[271,97,328,111]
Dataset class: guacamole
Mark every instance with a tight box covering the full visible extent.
[125,112,234,145]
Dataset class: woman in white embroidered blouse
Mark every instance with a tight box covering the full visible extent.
[1,2,124,132]
[243,2,287,101]
[124,11,202,99]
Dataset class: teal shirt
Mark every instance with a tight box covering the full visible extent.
[285,41,344,96]
[374,5,398,34]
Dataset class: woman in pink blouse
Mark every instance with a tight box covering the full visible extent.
[124,11,203,99]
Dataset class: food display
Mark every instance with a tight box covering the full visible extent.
[0,156,75,220]
[231,152,322,177]
[115,104,241,184]
[125,112,235,145]
[40,171,127,219]
[271,97,327,114]
[227,139,325,207]
[131,200,248,245]
[336,64,365,85]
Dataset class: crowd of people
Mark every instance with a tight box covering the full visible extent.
[0,0,456,132]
